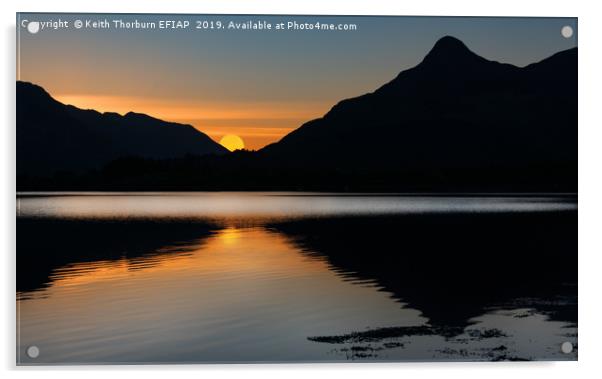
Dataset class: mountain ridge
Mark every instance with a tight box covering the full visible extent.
[259,36,576,186]
[17,81,228,176]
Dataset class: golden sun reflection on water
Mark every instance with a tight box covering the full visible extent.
[22,227,325,298]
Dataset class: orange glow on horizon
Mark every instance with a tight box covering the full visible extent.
[52,94,331,150]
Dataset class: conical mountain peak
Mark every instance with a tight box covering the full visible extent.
[422,36,479,64]
[432,36,470,51]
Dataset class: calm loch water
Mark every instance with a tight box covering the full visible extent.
[16,193,577,364]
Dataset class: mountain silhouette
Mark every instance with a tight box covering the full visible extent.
[16,36,577,191]
[260,36,577,189]
[17,81,228,176]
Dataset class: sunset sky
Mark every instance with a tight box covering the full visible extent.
[17,14,577,150]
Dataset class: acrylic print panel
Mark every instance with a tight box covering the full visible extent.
[16,13,577,364]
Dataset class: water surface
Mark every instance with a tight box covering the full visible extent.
[17,193,577,364]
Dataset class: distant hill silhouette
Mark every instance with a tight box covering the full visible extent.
[16,36,577,192]
[260,36,576,185]
[17,81,228,176]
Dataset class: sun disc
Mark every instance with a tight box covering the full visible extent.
[219,134,245,151]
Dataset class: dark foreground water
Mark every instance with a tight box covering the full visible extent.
[16,193,577,364]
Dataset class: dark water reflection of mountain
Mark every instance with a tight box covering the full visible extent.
[268,212,577,330]
[267,212,577,361]
[17,218,220,295]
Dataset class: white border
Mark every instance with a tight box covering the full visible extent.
[3,1,602,378]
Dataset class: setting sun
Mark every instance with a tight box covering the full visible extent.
[220,134,245,151]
